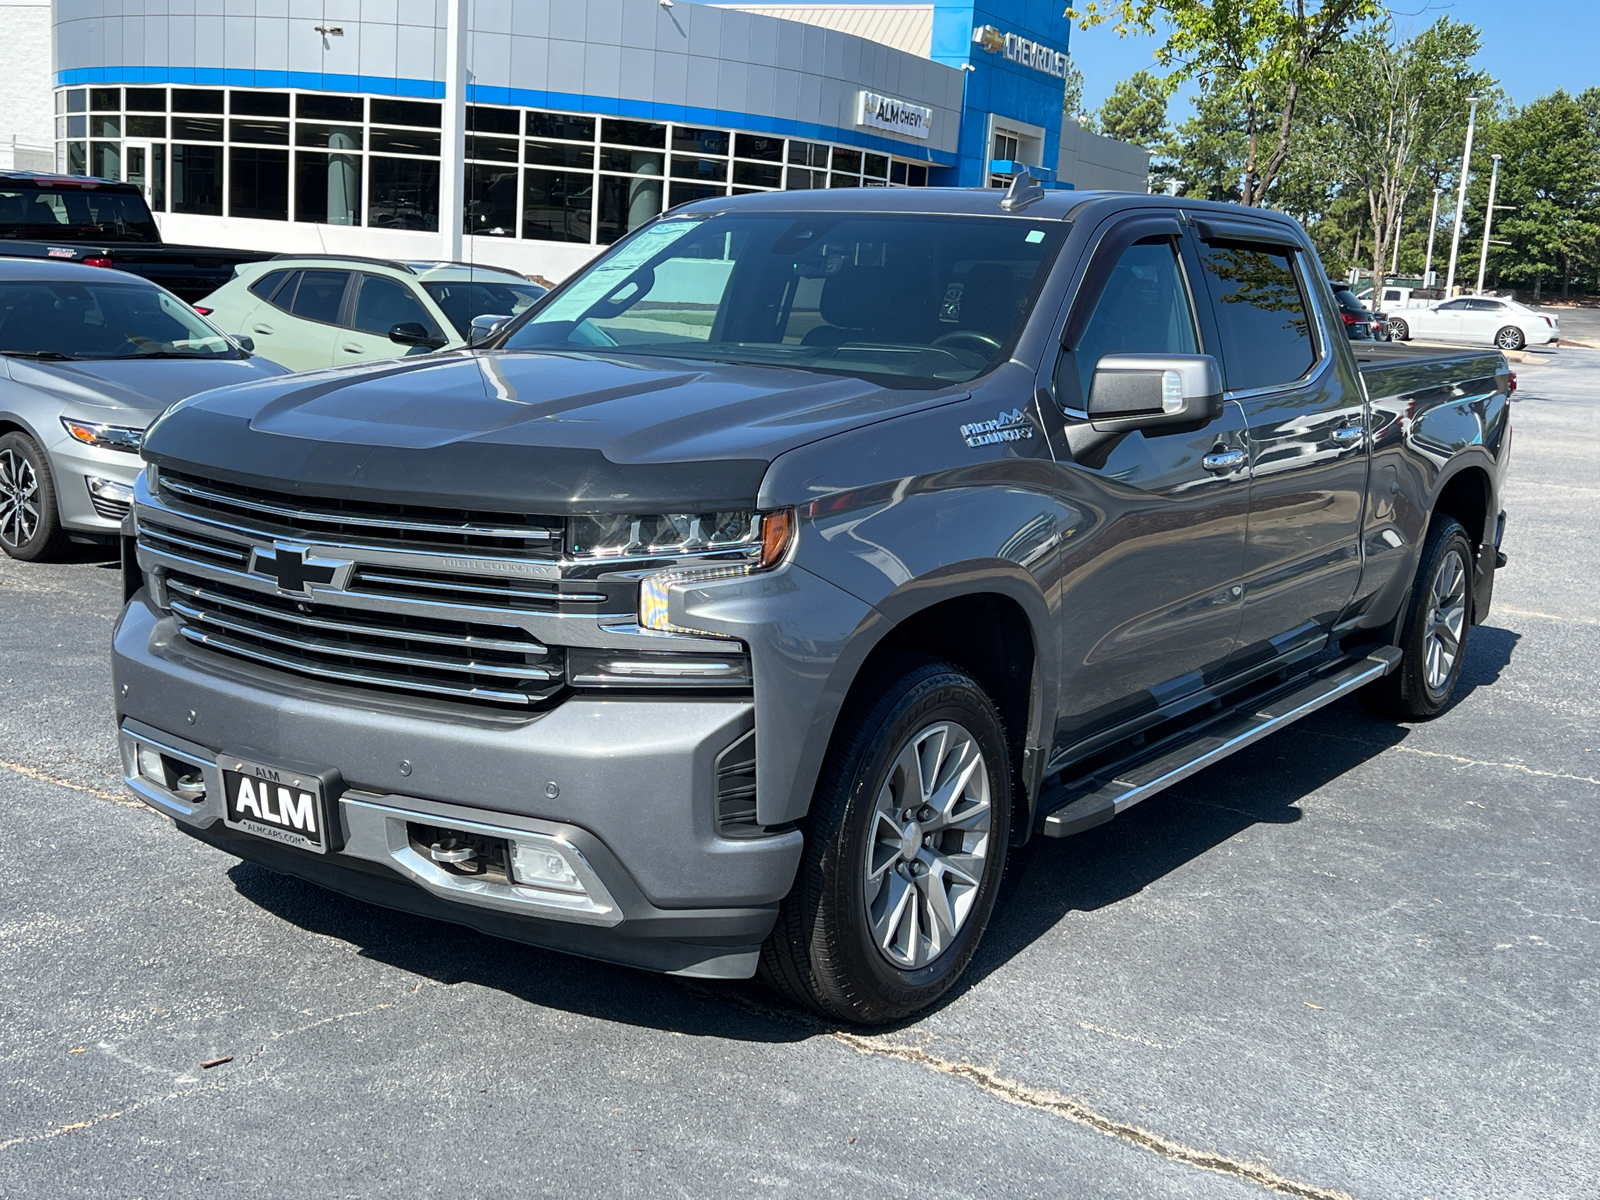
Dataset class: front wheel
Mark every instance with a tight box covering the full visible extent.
[761,659,1012,1024]
[1362,517,1474,720]
[0,433,67,562]
[1389,317,1410,341]
[1495,325,1526,351]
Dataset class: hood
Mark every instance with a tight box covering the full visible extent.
[7,355,289,424]
[141,350,968,512]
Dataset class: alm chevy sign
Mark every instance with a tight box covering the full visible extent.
[856,91,933,140]
[972,25,1071,80]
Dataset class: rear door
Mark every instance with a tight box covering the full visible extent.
[1462,298,1506,343]
[1037,213,1252,747]
[335,273,446,363]
[1191,218,1367,666]
[250,269,350,371]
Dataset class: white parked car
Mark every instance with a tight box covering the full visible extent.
[1387,296,1559,351]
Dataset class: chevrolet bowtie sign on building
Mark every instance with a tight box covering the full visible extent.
[972,24,1073,80]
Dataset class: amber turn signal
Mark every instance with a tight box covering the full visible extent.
[759,508,794,568]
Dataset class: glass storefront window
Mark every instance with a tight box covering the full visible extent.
[126,88,166,113]
[371,99,441,128]
[524,170,592,243]
[786,167,817,190]
[171,144,223,214]
[735,133,783,162]
[865,154,889,179]
[671,157,727,183]
[829,173,860,188]
[465,135,518,163]
[67,90,87,113]
[596,173,661,244]
[732,162,780,188]
[464,164,518,237]
[468,105,520,136]
[90,88,120,112]
[369,156,439,231]
[527,112,594,142]
[229,148,289,220]
[370,129,441,156]
[91,141,121,180]
[832,148,863,175]
[297,125,363,150]
[127,115,166,138]
[172,117,224,141]
[295,152,361,226]
[602,119,666,149]
[298,94,362,122]
[151,144,168,211]
[231,91,289,117]
[673,127,729,156]
[788,141,828,168]
[66,142,86,175]
[172,88,224,114]
[600,147,663,175]
[669,181,725,209]
[66,115,86,139]
[526,141,593,169]
[230,120,289,145]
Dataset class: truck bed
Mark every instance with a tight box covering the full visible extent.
[1351,341,1510,405]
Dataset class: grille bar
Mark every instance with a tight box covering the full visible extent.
[141,520,250,567]
[353,570,604,604]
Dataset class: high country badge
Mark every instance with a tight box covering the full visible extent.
[960,409,1034,448]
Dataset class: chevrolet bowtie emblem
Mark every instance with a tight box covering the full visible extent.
[250,543,355,594]
[973,24,1006,54]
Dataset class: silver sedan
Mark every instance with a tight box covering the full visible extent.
[0,258,288,560]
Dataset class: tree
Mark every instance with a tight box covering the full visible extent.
[1162,82,1249,201]
[1061,56,1087,121]
[1478,91,1600,298]
[1318,17,1493,295]
[1097,70,1170,147]
[1066,0,1381,206]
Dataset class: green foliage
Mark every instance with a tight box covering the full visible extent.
[1096,70,1171,148]
[1061,55,1087,121]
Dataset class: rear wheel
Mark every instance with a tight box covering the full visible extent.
[761,659,1012,1024]
[1389,317,1410,341]
[0,433,67,562]
[1362,517,1474,720]
[1495,325,1525,351]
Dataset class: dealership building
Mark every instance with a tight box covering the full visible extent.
[34,0,1148,279]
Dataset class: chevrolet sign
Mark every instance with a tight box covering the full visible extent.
[856,91,933,140]
[972,25,1070,80]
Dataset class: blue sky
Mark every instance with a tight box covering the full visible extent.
[1072,0,1600,119]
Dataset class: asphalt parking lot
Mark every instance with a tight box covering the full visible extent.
[2,352,1596,1200]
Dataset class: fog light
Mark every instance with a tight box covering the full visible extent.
[509,840,583,893]
[136,743,169,788]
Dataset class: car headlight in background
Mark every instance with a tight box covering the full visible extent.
[638,509,794,635]
[61,417,145,453]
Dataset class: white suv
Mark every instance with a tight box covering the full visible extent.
[195,258,546,372]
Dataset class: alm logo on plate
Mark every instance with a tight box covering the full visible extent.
[960,409,1034,448]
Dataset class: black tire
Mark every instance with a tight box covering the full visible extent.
[0,432,68,562]
[1361,517,1474,720]
[1389,317,1410,341]
[1495,326,1525,351]
[760,659,1012,1024]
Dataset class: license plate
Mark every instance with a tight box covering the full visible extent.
[222,759,331,854]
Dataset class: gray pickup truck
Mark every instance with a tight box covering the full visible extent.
[113,184,1511,1023]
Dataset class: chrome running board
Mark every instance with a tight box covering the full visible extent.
[1039,647,1402,838]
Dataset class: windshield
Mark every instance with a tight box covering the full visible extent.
[502,212,1067,387]
[0,186,161,243]
[422,279,548,339]
[0,280,238,360]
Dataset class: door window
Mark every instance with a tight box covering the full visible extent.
[1197,240,1315,393]
[1465,298,1503,311]
[1435,299,1470,311]
[1062,236,1199,404]
[350,274,438,336]
[287,270,350,324]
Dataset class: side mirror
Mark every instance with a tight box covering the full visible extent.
[468,313,512,347]
[388,321,446,349]
[233,334,255,353]
[1086,354,1224,432]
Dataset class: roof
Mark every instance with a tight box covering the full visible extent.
[263,253,528,280]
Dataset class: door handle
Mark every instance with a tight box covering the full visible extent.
[1202,449,1246,472]
[252,324,274,335]
[1332,425,1366,444]
[340,343,363,354]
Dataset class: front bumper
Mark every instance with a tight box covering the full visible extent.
[46,434,142,534]
[113,595,804,979]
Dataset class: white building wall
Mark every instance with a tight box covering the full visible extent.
[710,5,933,59]
[1057,117,1149,193]
[0,0,54,169]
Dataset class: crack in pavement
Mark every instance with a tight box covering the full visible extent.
[1493,605,1600,627]
[0,757,141,807]
[1310,735,1600,788]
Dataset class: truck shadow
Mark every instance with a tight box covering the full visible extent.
[227,625,1520,1041]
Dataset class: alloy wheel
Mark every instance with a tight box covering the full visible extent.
[0,448,41,550]
[1423,548,1468,694]
[1496,327,1524,351]
[863,721,992,970]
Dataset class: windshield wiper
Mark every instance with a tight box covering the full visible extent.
[112,350,226,360]
[1,349,78,361]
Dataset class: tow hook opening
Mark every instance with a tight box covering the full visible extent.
[409,822,510,880]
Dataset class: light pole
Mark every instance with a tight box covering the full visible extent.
[440,0,468,262]
[1444,95,1479,297]
[1422,187,1443,288]
[1475,153,1503,295]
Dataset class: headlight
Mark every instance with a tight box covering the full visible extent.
[61,417,144,453]
[638,509,794,635]
[568,511,756,558]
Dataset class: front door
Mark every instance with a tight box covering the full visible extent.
[1191,227,1367,664]
[335,273,446,363]
[123,140,163,212]
[1038,215,1252,750]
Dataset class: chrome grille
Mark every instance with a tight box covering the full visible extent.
[158,470,562,557]
[347,564,615,612]
[164,572,561,706]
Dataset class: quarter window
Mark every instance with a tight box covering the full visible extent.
[1065,237,1199,403]
[1197,240,1315,393]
